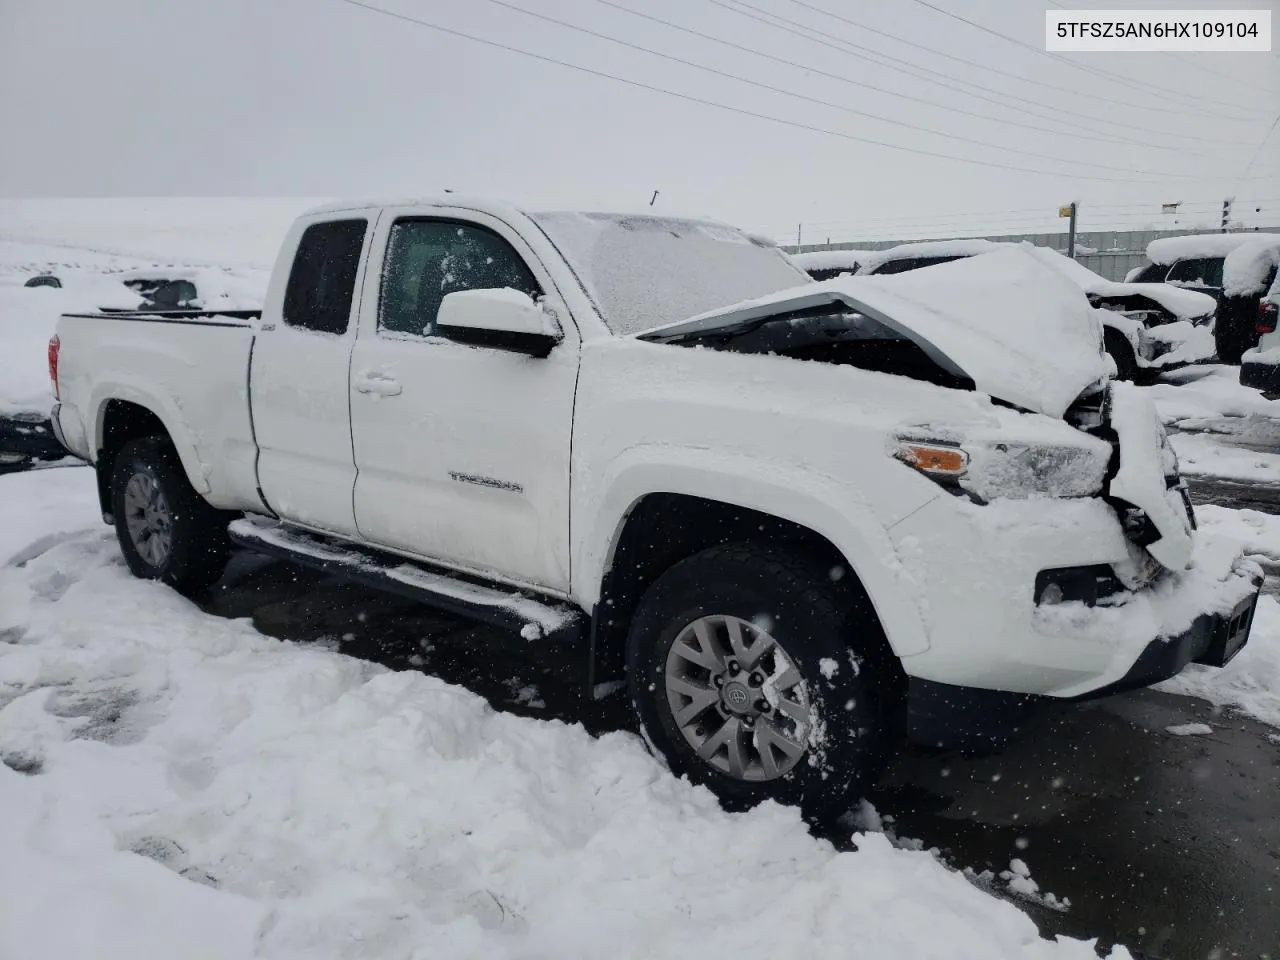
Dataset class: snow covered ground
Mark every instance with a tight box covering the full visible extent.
[0,468,1128,960]
[2,201,1279,958]
[0,239,269,415]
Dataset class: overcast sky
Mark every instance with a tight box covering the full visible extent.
[1,0,1277,242]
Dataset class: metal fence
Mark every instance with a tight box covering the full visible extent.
[784,226,1280,281]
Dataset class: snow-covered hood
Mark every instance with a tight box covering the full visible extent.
[1022,246,1216,319]
[639,246,1109,418]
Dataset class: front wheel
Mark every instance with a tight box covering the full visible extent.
[109,436,232,596]
[625,544,902,820]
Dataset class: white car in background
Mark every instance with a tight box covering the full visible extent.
[790,240,1218,381]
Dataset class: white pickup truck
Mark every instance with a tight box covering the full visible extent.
[49,198,1260,817]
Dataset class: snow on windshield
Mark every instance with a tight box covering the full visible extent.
[530,212,809,335]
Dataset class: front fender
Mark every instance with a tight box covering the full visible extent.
[573,446,934,657]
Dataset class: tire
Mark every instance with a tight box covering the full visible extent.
[1104,329,1138,382]
[109,436,232,596]
[625,544,903,820]
[1214,315,1246,366]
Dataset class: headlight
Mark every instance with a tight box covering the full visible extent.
[893,431,1111,501]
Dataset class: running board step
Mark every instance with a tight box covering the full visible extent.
[227,518,584,642]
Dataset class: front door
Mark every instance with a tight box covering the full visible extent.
[251,215,373,537]
[348,211,579,592]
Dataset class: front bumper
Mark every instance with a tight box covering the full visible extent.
[888,494,1263,699]
[1068,582,1259,700]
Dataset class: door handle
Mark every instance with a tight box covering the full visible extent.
[354,372,403,397]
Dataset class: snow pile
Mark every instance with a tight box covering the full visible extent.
[1146,233,1280,266]
[1167,431,1280,483]
[856,238,1007,275]
[0,469,1129,960]
[1222,239,1280,298]
[789,249,875,273]
[1165,722,1213,736]
[1196,504,1280,565]
[1139,365,1280,426]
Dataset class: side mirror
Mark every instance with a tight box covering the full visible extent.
[436,288,561,357]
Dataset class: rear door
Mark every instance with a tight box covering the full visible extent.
[251,214,374,536]
[347,208,579,592]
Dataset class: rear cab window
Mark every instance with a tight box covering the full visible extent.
[283,219,369,334]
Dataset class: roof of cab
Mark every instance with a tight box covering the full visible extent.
[301,196,533,221]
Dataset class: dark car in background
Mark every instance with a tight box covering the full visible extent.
[1131,233,1280,364]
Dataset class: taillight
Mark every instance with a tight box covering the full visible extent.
[48,334,60,400]
[1258,302,1278,335]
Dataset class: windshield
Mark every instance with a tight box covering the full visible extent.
[530,211,810,335]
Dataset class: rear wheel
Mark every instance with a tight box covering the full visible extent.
[625,544,903,820]
[109,436,232,595]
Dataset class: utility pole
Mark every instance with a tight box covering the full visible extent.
[1061,202,1079,258]
[797,223,803,248]
[649,190,659,207]
[1221,197,1234,232]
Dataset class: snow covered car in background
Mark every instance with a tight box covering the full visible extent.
[788,248,875,281]
[1240,279,1280,399]
[854,238,1006,276]
[1130,232,1280,364]
[1,267,267,473]
[49,199,1261,818]
[1023,247,1217,382]
[796,240,1216,381]
[0,274,143,473]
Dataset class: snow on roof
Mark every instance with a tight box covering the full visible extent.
[855,238,1011,274]
[1022,245,1216,319]
[1222,238,1280,298]
[789,249,876,272]
[1146,232,1280,265]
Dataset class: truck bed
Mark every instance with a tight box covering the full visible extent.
[54,309,267,512]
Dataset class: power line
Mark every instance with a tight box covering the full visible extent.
[588,0,1226,158]
[782,0,1264,124]
[782,201,1270,230]
[1240,111,1280,185]
[710,0,1260,147]
[479,0,1230,175]
[901,0,1267,117]
[327,0,1268,184]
